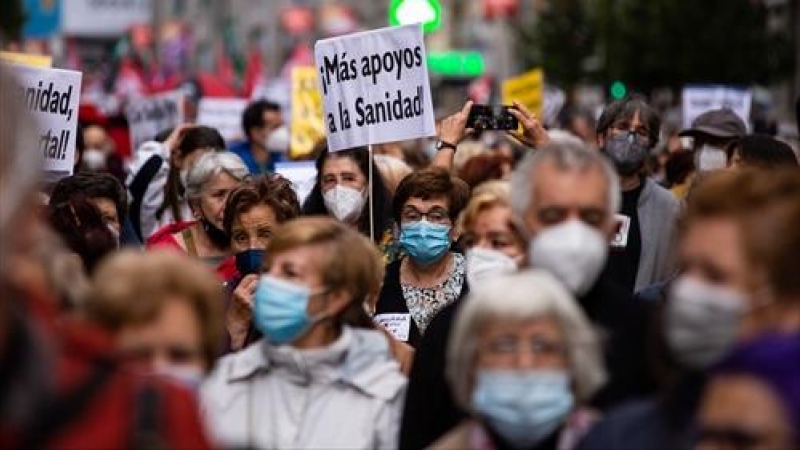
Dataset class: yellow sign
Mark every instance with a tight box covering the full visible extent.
[502,68,543,116]
[291,67,326,158]
[0,51,53,68]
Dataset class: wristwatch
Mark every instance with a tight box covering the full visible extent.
[435,140,457,152]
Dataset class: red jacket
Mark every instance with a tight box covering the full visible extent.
[0,289,213,449]
[147,221,237,280]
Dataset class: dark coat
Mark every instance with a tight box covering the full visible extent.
[577,374,706,450]
[398,267,658,449]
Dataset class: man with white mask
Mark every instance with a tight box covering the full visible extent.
[679,108,746,173]
[579,169,800,450]
[399,138,657,450]
[231,100,286,174]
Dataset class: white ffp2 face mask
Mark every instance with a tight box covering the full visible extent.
[81,148,107,171]
[528,220,609,296]
[666,276,748,369]
[697,144,728,172]
[323,185,367,223]
[466,247,519,286]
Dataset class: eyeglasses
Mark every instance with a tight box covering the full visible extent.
[401,206,451,225]
[610,122,651,145]
[483,335,566,360]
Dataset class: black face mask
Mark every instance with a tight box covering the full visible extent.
[604,132,648,176]
[201,217,230,249]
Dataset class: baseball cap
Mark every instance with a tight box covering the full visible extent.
[679,108,747,139]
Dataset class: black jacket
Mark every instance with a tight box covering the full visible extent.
[375,259,425,348]
[577,374,706,450]
[398,268,658,450]
[375,256,467,349]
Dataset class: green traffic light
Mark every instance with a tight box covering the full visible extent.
[389,0,442,34]
[610,81,627,99]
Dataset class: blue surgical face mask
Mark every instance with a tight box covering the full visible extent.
[472,370,574,448]
[253,275,327,345]
[235,249,265,276]
[399,220,451,265]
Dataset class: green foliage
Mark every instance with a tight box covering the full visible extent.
[516,0,794,91]
[514,0,595,89]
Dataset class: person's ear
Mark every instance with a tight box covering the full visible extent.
[188,200,202,220]
[448,223,459,242]
[323,288,352,319]
[596,132,606,149]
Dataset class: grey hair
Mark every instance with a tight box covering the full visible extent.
[446,270,606,410]
[0,64,41,273]
[510,139,621,220]
[184,151,249,200]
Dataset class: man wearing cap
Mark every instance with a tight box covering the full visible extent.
[679,108,747,172]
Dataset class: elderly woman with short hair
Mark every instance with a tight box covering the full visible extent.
[432,270,606,450]
[147,151,249,279]
[201,217,406,449]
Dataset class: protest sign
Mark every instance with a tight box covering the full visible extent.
[274,161,317,205]
[313,24,436,152]
[0,51,52,68]
[291,67,326,158]
[374,313,411,342]
[541,85,566,128]
[62,0,152,36]
[10,64,82,176]
[502,68,544,116]
[197,98,248,143]
[126,91,184,151]
[682,86,752,129]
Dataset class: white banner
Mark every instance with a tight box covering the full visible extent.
[126,91,184,151]
[12,65,82,175]
[274,161,318,205]
[62,0,153,36]
[682,86,752,130]
[314,24,436,152]
[197,98,248,143]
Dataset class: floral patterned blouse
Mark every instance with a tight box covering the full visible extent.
[401,253,466,334]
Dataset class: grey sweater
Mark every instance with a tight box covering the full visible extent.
[634,178,681,292]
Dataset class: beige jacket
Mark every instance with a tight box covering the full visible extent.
[201,326,407,449]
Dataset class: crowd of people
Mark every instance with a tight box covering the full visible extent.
[2,58,800,450]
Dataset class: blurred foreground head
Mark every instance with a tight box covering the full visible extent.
[697,333,800,450]
[0,64,42,278]
[667,169,800,369]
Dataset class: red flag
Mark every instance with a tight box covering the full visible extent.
[215,42,237,90]
[114,56,148,98]
[243,48,266,99]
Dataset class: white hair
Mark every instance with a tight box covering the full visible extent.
[510,139,621,221]
[446,269,606,409]
[547,129,586,148]
[184,152,249,200]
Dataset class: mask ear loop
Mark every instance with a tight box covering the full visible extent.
[306,288,334,325]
